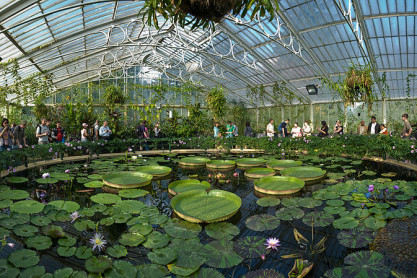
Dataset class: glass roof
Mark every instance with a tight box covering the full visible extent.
[0,0,416,105]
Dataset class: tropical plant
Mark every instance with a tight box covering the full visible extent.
[206,86,227,122]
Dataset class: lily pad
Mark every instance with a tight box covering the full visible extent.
[102,172,153,188]
[245,168,276,179]
[114,200,146,214]
[140,207,159,217]
[206,160,236,169]
[19,266,45,278]
[85,256,113,274]
[171,189,241,223]
[136,264,170,278]
[178,157,211,166]
[364,217,387,230]
[6,177,28,184]
[143,231,170,249]
[275,207,305,220]
[189,268,224,278]
[84,181,104,188]
[88,174,102,180]
[170,240,205,269]
[337,229,373,248]
[281,166,326,184]
[58,236,76,247]
[100,217,115,226]
[75,246,93,260]
[48,200,80,213]
[297,198,322,208]
[107,245,128,258]
[25,235,52,250]
[254,176,305,195]
[245,214,280,231]
[323,206,346,214]
[126,216,148,225]
[167,263,199,276]
[91,193,121,204]
[57,246,76,257]
[135,166,172,177]
[0,217,25,229]
[147,247,177,265]
[163,219,202,239]
[0,199,12,209]
[112,213,132,224]
[361,170,377,176]
[118,189,149,198]
[281,197,300,207]
[333,217,359,230]
[36,177,58,184]
[234,236,271,258]
[256,197,280,207]
[104,260,137,278]
[205,222,240,240]
[243,269,284,278]
[118,233,146,247]
[168,180,211,196]
[13,224,38,237]
[148,214,168,225]
[199,240,243,268]
[235,158,265,167]
[30,215,51,227]
[266,159,302,171]
[0,258,20,277]
[41,225,66,238]
[8,249,39,268]
[302,211,334,227]
[2,190,29,200]
[10,200,45,214]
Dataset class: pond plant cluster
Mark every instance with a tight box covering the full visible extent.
[0,150,416,277]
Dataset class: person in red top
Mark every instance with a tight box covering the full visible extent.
[51,122,66,143]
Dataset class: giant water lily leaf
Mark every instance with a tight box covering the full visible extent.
[107,245,127,258]
[281,166,326,181]
[168,180,211,195]
[84,181,104,188]
[189,268,224,278]
[118,189,149,198]
[243,269,285,278]
[302,211,334,227]
[85,256,113,274]
[10,200,44,214]
[205,222,239,240]
[235,158,265,167]
[25,235,52,250]
[8,249,39,268]
[57,246,76,257]
[48,200,80,213]
[75,246,93,260]
[275,207,305,221]
[143,232,170,249]
[128,223,153,235]
[104,260,137,278]
[13,224,38,237]
[0,199,12,209]
[30,215,51,227]
[297,198,322,208]
[102,172,153,188]
[256,197,280,207]
[245,214,280,231]
[41,225,65,238]
[254,176,304,195]
[245,168,276,179]
[6,177,28,184]
[333,217,359,230]
[91,193,121,204]
[136,264,170,278]
[135,166,172,177]
[337,229,373,248]
[199,240,243,268]
[0,258,20,277]
[118,233,146,247]
[364,217,387,230]
[234,236,271,259]
[147,247,177,265]
[114,200,146,214]
[170,240,205,269]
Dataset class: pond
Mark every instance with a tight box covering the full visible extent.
[1,153,416,278]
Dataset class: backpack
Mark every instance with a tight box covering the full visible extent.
[278,123,283,133]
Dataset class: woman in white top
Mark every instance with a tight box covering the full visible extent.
[81,123,89,142]
[291,122,302,138]
[302,121,312,136]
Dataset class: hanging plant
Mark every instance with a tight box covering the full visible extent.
[141,0,280,31]
[206,86,227,121]
[103,85,125,106]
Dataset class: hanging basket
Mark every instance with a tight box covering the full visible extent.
[179,0,237,21]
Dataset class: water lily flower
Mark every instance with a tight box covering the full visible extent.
[132,156,137,160]
[411,150,414,154]
[6,148,10,151]
[265,237,280,250]
[70,211,80,223]
[393,185,399,190]
[31,145,35,149]
[233,172,238,178]
[393,146,395,150]
[138,154,142,157]
[127,148,132,152]
[7,243,15,248]
[368,187,374,192]
[42,173,50,179]
[361,203,365,208]
[84,165,88,167]
[12,168,16,173]
[65,170,70,173]
[261,255,265,260]
[90,233,107,252]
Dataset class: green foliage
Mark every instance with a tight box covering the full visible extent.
[206,86,227,122]
[246,82,305,107]
[103,85,125,106]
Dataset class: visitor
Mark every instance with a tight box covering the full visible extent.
[51,121,66,143]
[266,119,275,138]
[380,124,388,135]
[154,122,161,138]
[291,122,302,138]
[368,116,380,135]
[13,120,28,148]
[402,113,412,138]
[0,118,14,151]
[214,122,221,137]
[93,120,100,141]
[357,120,368,135]
[244,121,253,137]
[226,121,234,138]
[81,123,89,142]
[99,121,112,139]
[36,118,50,145]
[278,119,290,138]
[46,119,53,143]
[302,121,312,136]
[143,123,150,151]
[316,121,328,137]
[333,120,343,135]
[136,120,149,151]
[10,123,16,134]
[233,122,238,136]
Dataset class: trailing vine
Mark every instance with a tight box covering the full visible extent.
[206,86,227,121]
[246,82,305,106]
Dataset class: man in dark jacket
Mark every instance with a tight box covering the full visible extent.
[368,116,381,135]
[51,122,66,143]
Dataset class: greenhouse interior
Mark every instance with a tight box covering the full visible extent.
[1,0,417,277]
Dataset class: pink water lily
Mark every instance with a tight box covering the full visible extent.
[70,211,80,223]
[265,237,280,250]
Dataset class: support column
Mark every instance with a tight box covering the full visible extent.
[344,105,348,132]
[310,103,314,130]
[281,106,284,122]
[256,108,259,129]
[382,99,387,124]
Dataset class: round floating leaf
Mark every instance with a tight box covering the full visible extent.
[8,249,39,268]
[102,172,152,188]
[364,217,387,230]
[126,216,148,225]
[19,266,45,278]
[91,204,107,212]
[114,200,145,214]
[36,177,58,184]
[99,217,115,226]
[234,236,271,259]
[341,251,391,278]
[281,166,326,182]
[337,229,373,248]
[326,200,344,207]
[57,246,76,257]
[107,245,127,258]
[302,211,334,227]
[362,171,377,176]
[0,227,10,238]
[163,219,202,239]
[0,258,20,277]
[168,180,211,195]
[13,224,38,237]
[53,267,74,277]
[189,268,224,278]
[199,240,243,268]
[245,214,280,231]
[25,235,52,250]
[135,165,172,177]
[254,176,304,195]
[170,240,205,269]
[148,214,168,225]
[104,260,137,278]
[256,197,280,207]
[166,263,198,276]
[84,181,104,188]
[0,199,12,209]
[91,193,121,204]
[245,167,276,179]
[140,207,159,217]
[48,200,80,213]
[6,177,28,184]
[30,215,51,227]
[147,247,177,265]
[205,222,240,240]
[41,225,66,238]
[88,174,102,180]
[281,197,300,207]
[297,198,322,208]
[11,200,44,214]
[136,264,170,278]
[0,217,25,229]
[58,236,76,247]
[85,256,113,274]
[73,219,95,232]
[118,233,146,247]
[118,189,149,198]
[322,192,340,200]
[143,232,170,249]
[323,206,346,214]
[78,207,95,217]
[112,213,132,224]
[275,207,305,221]
[75,246,93,260]
[128,223,153,235]
[243,269,284,278]
[102,206,121,216]
[179,157,211,166]
[333,217,359,230]
[235,158,265,167]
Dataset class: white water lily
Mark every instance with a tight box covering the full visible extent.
[90,233,107,252]
[42,173,50,179]
[132,156,138,160]
[138,154,142,157]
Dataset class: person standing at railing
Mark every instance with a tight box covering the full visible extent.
[93,120,100,141]
[226,121,235,138]
[13,120,28,148]
[51,121,66,143]
[266,119,275,138]
[99,121,112,140]
[36,118,50,145]
[81,123,89,143]
[244,122,253,137]
[402,113,412,138]
[0,118,14,151]
[214,122,221,137]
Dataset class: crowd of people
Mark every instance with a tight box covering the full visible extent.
[213,114,413,139]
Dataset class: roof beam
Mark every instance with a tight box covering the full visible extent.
[0,0,39,22]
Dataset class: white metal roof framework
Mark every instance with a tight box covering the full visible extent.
[0,0,416,106]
